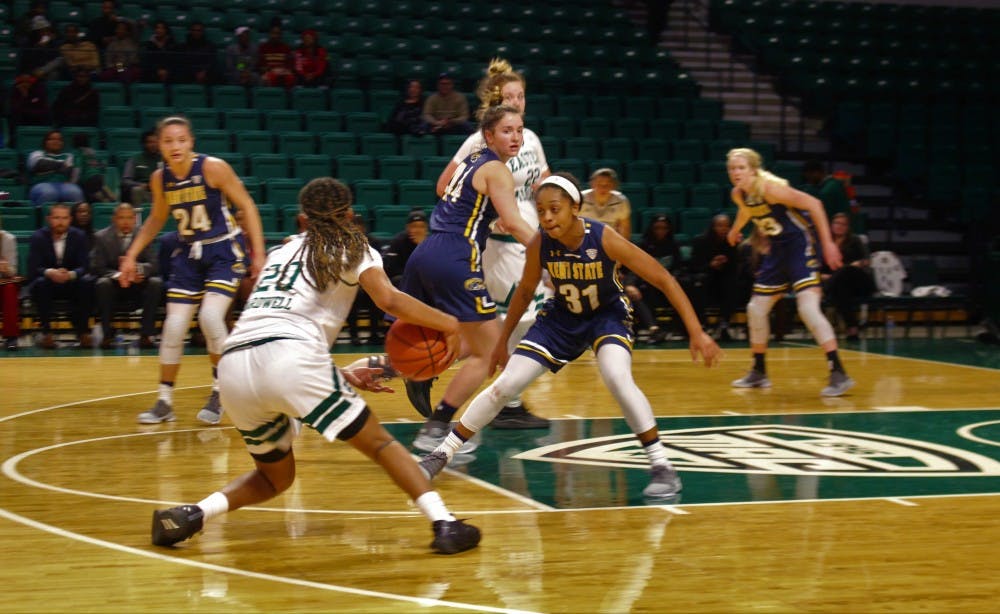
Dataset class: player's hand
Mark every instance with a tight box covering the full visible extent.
[343,367,395,393]
[726,228,742,247]
[488,343,509,377]
[442,330,461,367]
[689,330,722,368]
[249,252,266,281]
[118,256,137,287]
[821,240,843,271]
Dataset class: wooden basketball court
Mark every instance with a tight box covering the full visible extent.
[2,337,998,612]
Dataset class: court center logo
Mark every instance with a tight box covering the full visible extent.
[514,424,1000,477]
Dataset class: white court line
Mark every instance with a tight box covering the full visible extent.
[785,340,1000,373]
[0,385,210,423]
[658,505,690,515]
[873,406,931,412]
[956,420,1000,448]
[721,410,742,415]
[0,507,539,614]
[886,498,919,507]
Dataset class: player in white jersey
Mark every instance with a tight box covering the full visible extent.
[411,58,552,430]
[149,178,481,555]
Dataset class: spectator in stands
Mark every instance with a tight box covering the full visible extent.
[384,209,428,285]
[177,22,217,84]
[422,73,474,135]
[821,212,875,341]
[292,29,328,87]
[689,213,742,341]
[72,134,115,204]
[14,2,49,48]
[18,16,62,78]
[140,20,177,83]
[121,130,159,206]
[224,26,259,86]
[52,68,100,127]
[89,1,132,50]
[59,23,101,77]
[27,130,85,207]
[581,167,631,237]
[27,203,94,349]
[258,24,294,88]
[70,200,95,248]
[623,213,682,343]
[99,20,141,84]
[802,159,851,220]
[386,79,429,136]
[346,211,386,345]
[8,74,52,139]
[1,217,22,351]
[91,203,160,349]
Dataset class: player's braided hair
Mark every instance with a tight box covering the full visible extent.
[293,177,368,292]
[475,57,524,121]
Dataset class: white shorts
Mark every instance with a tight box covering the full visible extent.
[218,338,368,457]
[483,236,553,324]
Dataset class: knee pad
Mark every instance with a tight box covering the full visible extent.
[796,289,835,345]
[161,302,198,364]
[198,293,233,355]
[746,294,778,346]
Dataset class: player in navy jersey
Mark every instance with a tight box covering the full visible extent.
[401,105,538,453]
[119,116,266,424]
[725,147,854,397]
[417,173,721,499]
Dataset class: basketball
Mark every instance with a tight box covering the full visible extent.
[384,320,454,381]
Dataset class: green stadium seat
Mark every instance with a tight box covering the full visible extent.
[542,117,576,138]
[196,129,232,153]
[293,154,332,181]
[618,182,649,209]
[551,158,586,179]
[16,126,53,152]
[697,161,729,186]
[353,179,394,207]
[601,138,634,163]
[281,204,303,234]
[253,87,288,110]
[248,153,289,179]
[359,133,397,157]
[265,178,305,205]
[182,107,221,130]
[235,131,274,154]
[716,120,750,141]
[662,161,696,186]
[138,107,176,129]
[396,179,435,208]
[130,83,168,107]
[681,119,716,141]
[335,154,376,185]
[649,118,681,142]
[319,132,358,156]
[527,93,554,118]
[100,106,137,129]
[378,156,418,182]
[291,87,328,112]
[330,88,366,114]
[688,184,724,210]
[587,159,621,177]
[255,203,281,233]
[555,94,586,118]
[371,205,412,235]
[651,183,687,210]
[706,139,738,162]
[277,132,317,155]
[565,137,599,160]
[212,85,249,109]
[679,207,713,234]
[240,175,263,203]
[215,152,246,174]
[265,110,303,133]
[657,98,689,120]
[305,111,343,133]
[625,160,659,184]
[579,117,612,139]
[400,135,439,158]
[419,155,450,181]
[537,136,562,159]
[688,99,724,121]
[625,96,657,120]
[613,118,646,140]
[344,112,381,135]
[171,84,208,108]
[93,82,126,106]
[223,109,261,131]
[671,140,706,163]
[368,89,400,125]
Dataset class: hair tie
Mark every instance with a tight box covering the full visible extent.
[539,176,582,205]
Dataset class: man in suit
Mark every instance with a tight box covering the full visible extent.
[28,203,94,348]
[91,203,161,350]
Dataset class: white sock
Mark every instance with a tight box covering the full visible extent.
[438,432,465,460]
[415,491,455,522]
[644,439,672,468]
[158,383,174,404]
[197,491,229,522]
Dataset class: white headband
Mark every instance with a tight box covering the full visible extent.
[538,175,581,205]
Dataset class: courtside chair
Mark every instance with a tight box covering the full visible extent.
[248,153,290,180]
[266,178,305,206]
[660,162,696,188]
[277,132,317,156]
[211,84,249,109]
[171,84,208,108]
[378,156,419,182]
[265,110,303,133]
[305,111,343,134]
[335,154,376,186]
[353,179,395,207]
[223,109,261,131]
[293,154,333,182]
[234,130,274,155]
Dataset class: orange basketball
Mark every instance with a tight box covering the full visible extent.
[384,320,454,381]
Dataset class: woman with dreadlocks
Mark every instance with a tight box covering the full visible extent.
[149,177,482,555]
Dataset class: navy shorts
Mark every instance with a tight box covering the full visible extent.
[753,234,821,296]
[514,299,634,372]
[400,232,496,322]
[166,236,247,304]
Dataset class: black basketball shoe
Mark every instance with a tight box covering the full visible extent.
[430,519,481,554]
[151,505,205,546]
